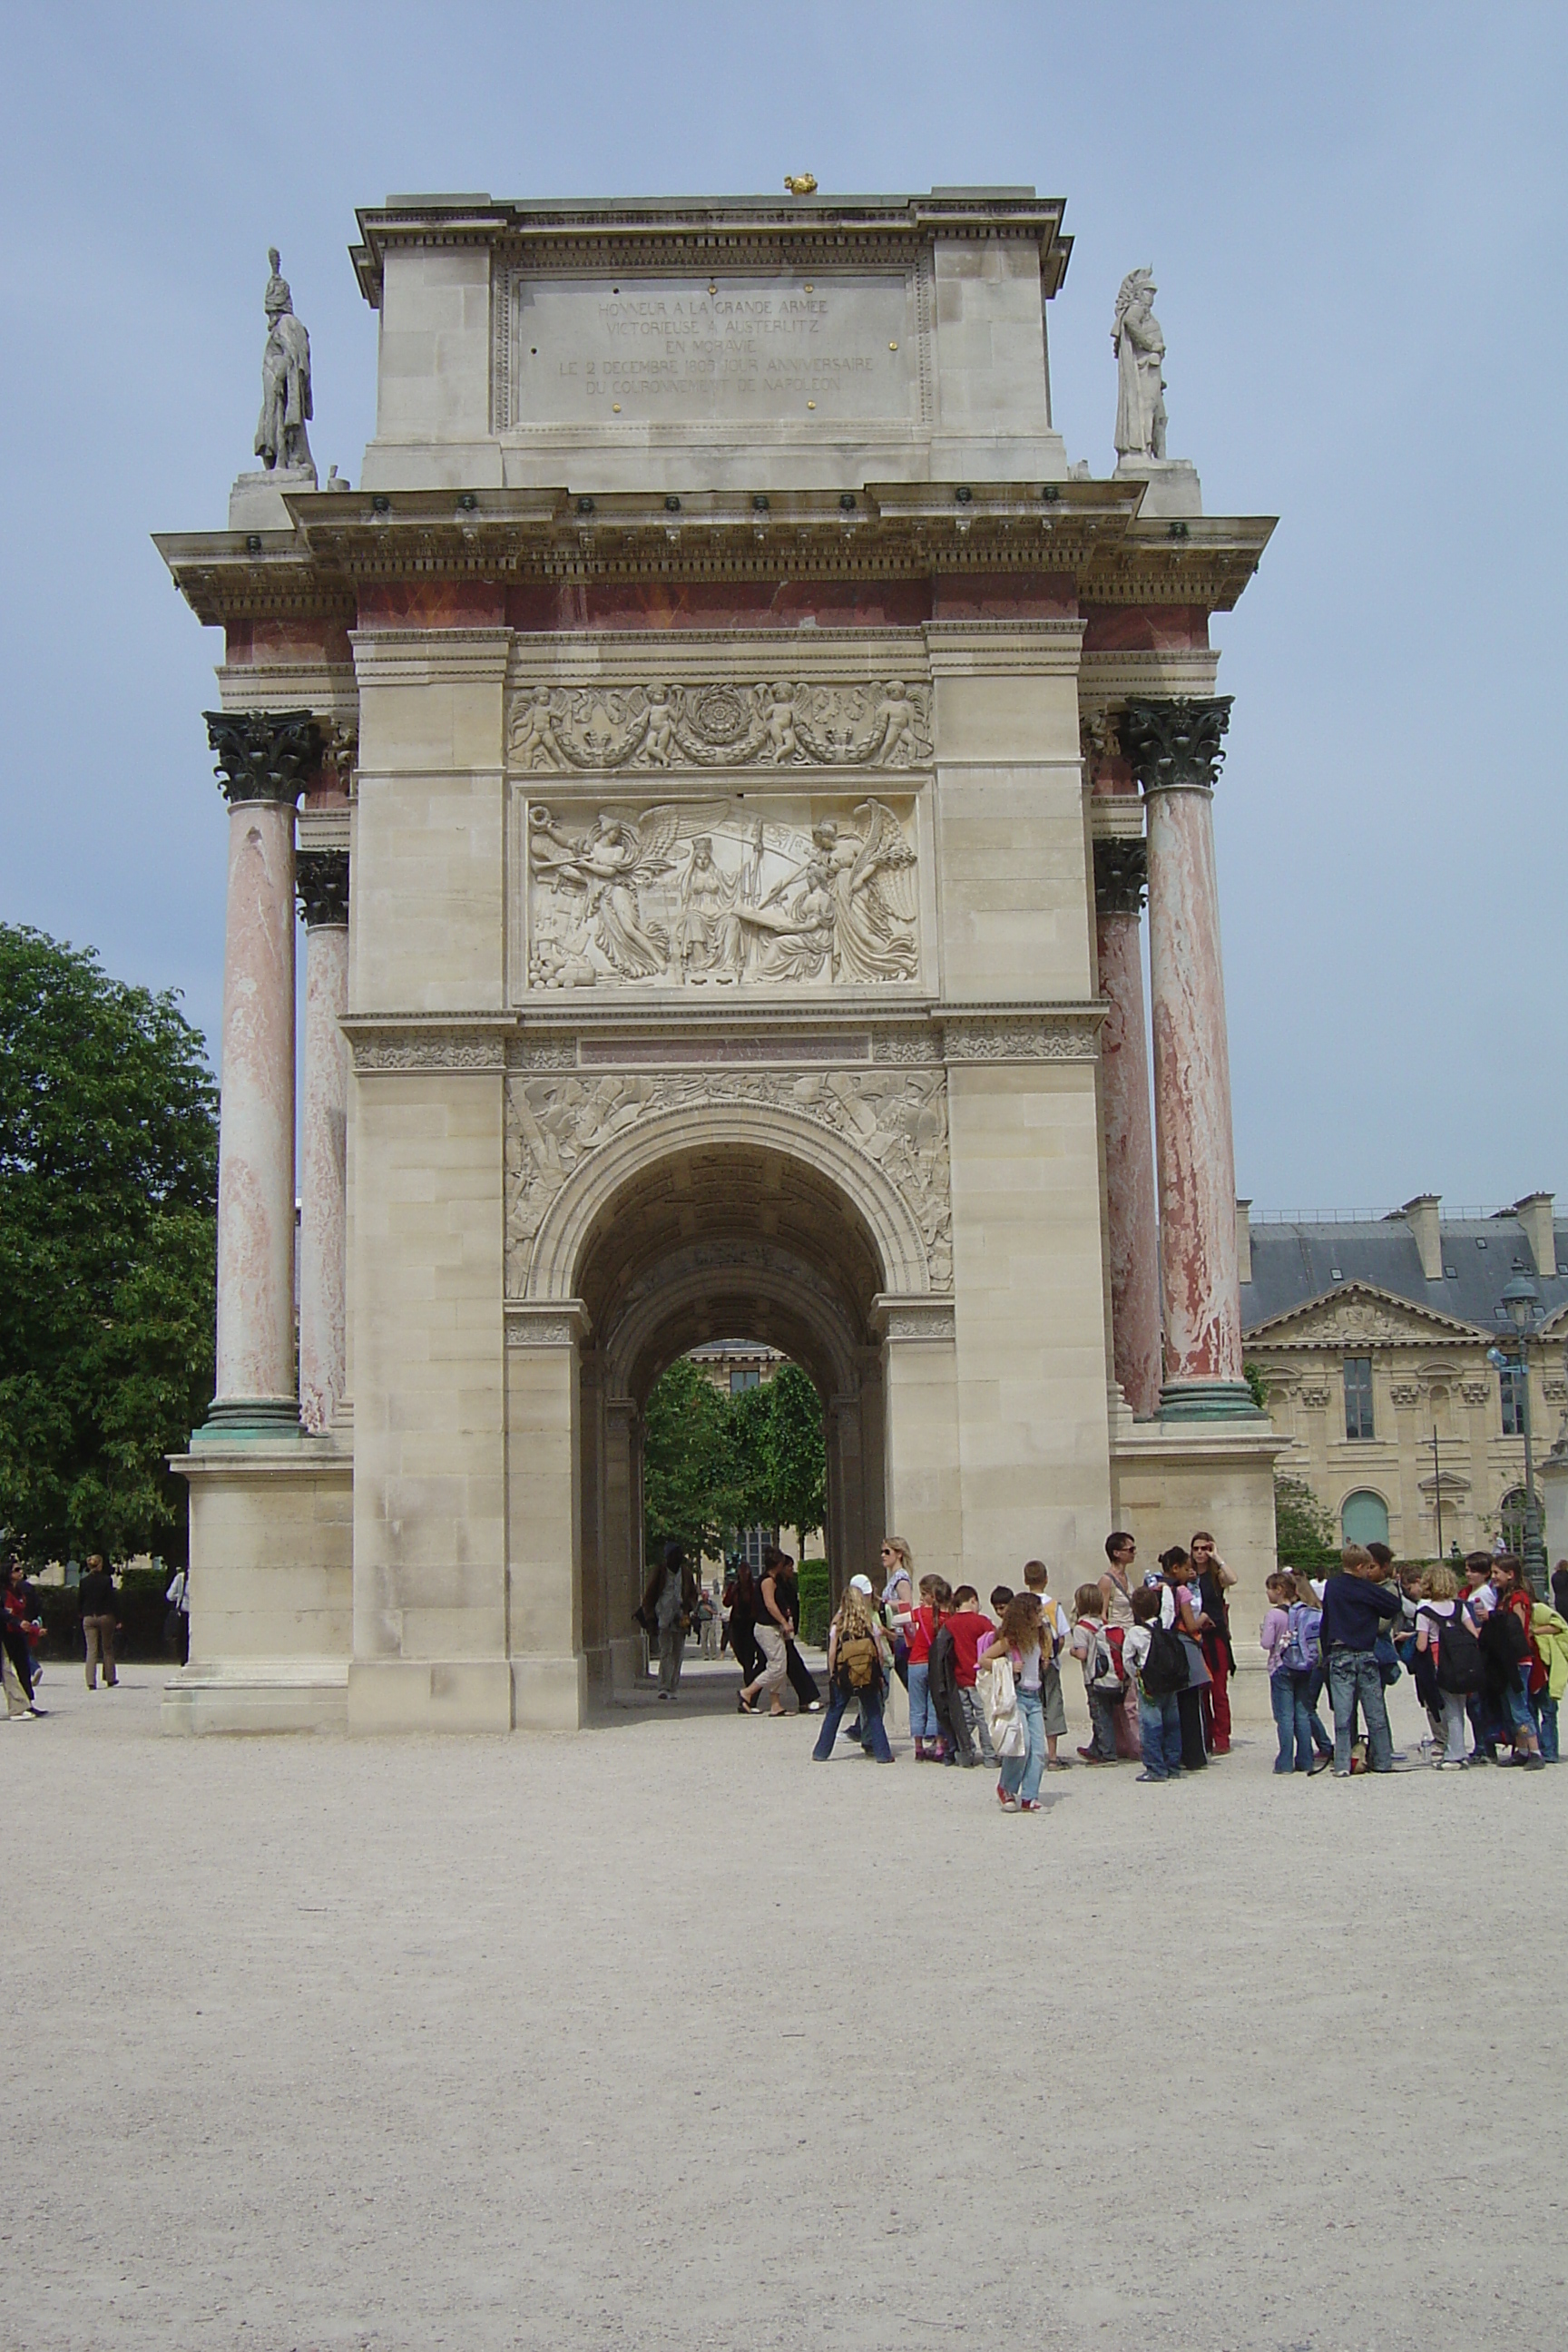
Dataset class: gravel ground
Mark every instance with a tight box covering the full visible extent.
[4,1655,1563,2351]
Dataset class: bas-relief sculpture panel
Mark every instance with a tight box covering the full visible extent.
[510,675,929,994]
[504,1069,953,1296]
[524,795,919,990]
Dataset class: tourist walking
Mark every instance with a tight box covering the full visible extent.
[643,1542,700,1699]
[721,1555,761,1684]
[1320,1544,1401,1775]
[1191,1532,1236,1756]
[774,1554,822,1713]
[738,1549,793,1716]
[983,1595,1050,1810]
[79,1553,119,1690]
[3,1558,47,1719]
[1099,1533,1142,1759]
[812,1582,894,1762]
[1414,1563,1481,1769]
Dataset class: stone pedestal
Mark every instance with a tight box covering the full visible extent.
[229,465,317,532]
[1114,456,1202,517]
[200,711,318,1436]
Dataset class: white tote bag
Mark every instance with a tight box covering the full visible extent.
[983,1651,1025,1759]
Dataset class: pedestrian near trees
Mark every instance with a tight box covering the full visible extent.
[79,1553,119,1690]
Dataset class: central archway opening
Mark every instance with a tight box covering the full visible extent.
[566,1135,892,1699]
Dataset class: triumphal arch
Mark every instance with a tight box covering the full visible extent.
[157,190,1279,1734]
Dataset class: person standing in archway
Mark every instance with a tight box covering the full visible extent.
[738,1548,793,1716]
[643,1542,699,1700]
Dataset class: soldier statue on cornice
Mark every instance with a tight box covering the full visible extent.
[255,248,316,481]
[1112,268,1167,462]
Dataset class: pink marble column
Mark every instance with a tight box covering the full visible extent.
[296,852,349,1434]
[1121,698,1259,1419]
[201,712,318,1436]
[1093,836,1161,1417]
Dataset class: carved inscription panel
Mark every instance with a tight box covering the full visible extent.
[524,794,919,993]
[510,271,918,426]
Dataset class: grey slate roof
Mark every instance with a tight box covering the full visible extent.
[1242,1215,1568,1339]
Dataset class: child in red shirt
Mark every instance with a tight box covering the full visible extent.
[944,1584,996,1767]
[907,1574,947,1759]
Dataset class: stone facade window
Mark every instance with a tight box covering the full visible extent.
[730,1368,761,1396]
[1344,1355,1376,1441]
[1499,1360,1526,1437]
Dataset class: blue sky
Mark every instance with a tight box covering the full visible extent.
[1,1,1563,1212]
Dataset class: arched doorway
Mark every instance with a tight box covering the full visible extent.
[576,1141,889,1693]
[1340,1489,1389,1548]
[504,1091,960,1712]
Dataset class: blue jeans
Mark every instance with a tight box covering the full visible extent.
[1532,1690,1559,1761]
[1085,1687,1121,1760]
[813,1675,893,1763]
[1137,1690,1182,1779]
[1269,1671,1298,1770]
[907,1660,937,1740]
[999,1688,1045,1802]
[1328,1649,1394,1773]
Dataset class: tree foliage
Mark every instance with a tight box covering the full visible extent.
[1274,1473,1340,1573]
[730,1363,828,1544]
[0,926,218,1564]
[642,1357,828,1564]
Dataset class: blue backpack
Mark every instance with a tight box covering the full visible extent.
[1282,1602,1320,1676]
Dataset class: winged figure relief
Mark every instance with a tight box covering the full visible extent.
[528,802,730,981]
[815,800,920,983]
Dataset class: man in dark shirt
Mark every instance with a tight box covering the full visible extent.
[1319,1544,1401,1775]
[78,1553,119,1690]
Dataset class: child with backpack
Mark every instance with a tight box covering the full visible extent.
[1070,1583,1125,1763]
[1414,1562,1481,1769]
[1261,1571,1300,1774]
[1125,1583,1186,1781]
[906,1574,950,1761]
[812,1584,895,1763]
[1272,1570,1332,1773]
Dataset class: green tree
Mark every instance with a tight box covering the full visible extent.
[0,926,218,1565]
[1274,1474,1339,1574]
[731,1363,828,1546]
[641,1356,744,1564]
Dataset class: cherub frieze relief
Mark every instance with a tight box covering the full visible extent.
[506,680,931,774]
[526,799,919,990]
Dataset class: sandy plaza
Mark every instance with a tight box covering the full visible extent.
[5,1661,1563,2352]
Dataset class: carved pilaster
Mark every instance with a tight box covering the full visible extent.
[1093,837,1148,917]
[1120,696,1232,795]
[296,849,350,928]
[205,710,322,806]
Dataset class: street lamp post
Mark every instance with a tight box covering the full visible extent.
[1491,1274,1549,1597]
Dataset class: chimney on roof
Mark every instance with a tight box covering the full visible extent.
[1514,1192,1557,1279]
[1401,1193,1444,1282]
[1236,1198,1252,1284]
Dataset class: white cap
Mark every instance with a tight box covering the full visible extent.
[848,1574,875,1594]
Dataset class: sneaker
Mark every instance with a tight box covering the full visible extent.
[1521,1754,1547,1771]
[802,1700,822,1714]
[25,1705,47,1717]
[998,1793,1021,1811]
[1018,1798,1042,1811]
[1434,1759,1468,1770]
[1133,1770,1164,1783]
[1332,1769,1351,1779]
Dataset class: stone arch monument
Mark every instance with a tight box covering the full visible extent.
[157,194,1281,1733]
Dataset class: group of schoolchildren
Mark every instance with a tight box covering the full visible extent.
[811,1529,1240,1807]
[1261,1545,1568,1778]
